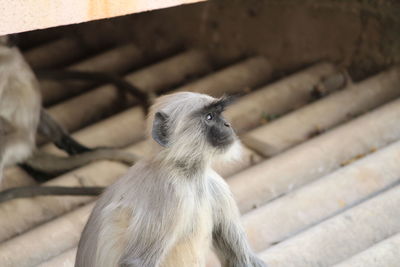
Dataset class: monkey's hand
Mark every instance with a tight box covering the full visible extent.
[0,116,14,136]
[120,260,145,267]
[248,254,268,267]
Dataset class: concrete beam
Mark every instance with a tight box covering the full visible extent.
[243,139,400,252]
[230,98,400,213]
[333,233,400,267]
[243,66,400,157]
[0,0,206,35]
[259,185,400,266]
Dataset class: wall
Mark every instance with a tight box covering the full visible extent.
[0,0,205,35]
[19,0,400,80]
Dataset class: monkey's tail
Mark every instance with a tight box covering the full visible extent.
[24,149,138,175]
[0,186,104,203]
[35,69,154,112]
[38,108,92,155]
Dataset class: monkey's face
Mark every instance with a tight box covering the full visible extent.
[201,105,236,151]
[151,93,238,159]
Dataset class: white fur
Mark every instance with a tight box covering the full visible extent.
[75,92,266,267]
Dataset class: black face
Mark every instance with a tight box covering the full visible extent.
[200,97,236,149]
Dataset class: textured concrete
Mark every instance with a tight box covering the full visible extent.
[259,185,400,267]
[225,62,343,134]
[41,55,272,154]
[0,204,93,267]
[243,66,400,156]
[243,139,400,252]
[333,233,400,267]
[24,38,86,69]
[229,98,400,213]
[39,43,150,105]
[46,50,213,132]
[37,248,77,267]
[0,53,273,255]
[0,161,127,242]
[0,0,205,35]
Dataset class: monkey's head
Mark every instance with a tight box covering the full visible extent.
[148,92,240,162]
[0,35,17,47]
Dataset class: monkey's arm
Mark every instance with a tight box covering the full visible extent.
[77,198,173,267]
[0,115,33,182]
[0,116,14,172]
[119,215,178,267]
[210,172,267,267]
[38,109,91,155]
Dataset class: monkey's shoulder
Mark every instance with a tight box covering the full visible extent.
[206,169,230,193]
[100,161,183,202]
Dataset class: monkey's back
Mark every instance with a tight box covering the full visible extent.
[75,163,144,267]
[0,46,41,166]
[75,160,215,267]
[0,47,41,132]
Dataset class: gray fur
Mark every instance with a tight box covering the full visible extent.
[75,92,266,267]
[0,37,41,183]
[0,36,138,182]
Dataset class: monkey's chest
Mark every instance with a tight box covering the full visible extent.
[182,201,213,240]
[162,199,213,267]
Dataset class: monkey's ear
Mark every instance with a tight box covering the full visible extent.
[152,111,169,147]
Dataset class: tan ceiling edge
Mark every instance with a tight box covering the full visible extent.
[0,0,206,35]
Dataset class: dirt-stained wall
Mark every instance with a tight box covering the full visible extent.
[21,0,400,80]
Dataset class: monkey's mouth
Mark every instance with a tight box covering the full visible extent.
[212,134,236,150]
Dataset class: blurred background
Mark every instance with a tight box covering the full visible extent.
[0,0,400,266]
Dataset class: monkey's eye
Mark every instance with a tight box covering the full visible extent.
[206,113,213,121]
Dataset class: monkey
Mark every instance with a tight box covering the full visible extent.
[75,92,266,267]
[0,35,42,182]
[0,35,140,183]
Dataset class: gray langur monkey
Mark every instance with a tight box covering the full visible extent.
[75,92,267,267]
[0,35,138,183]
[0,35,41,181]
